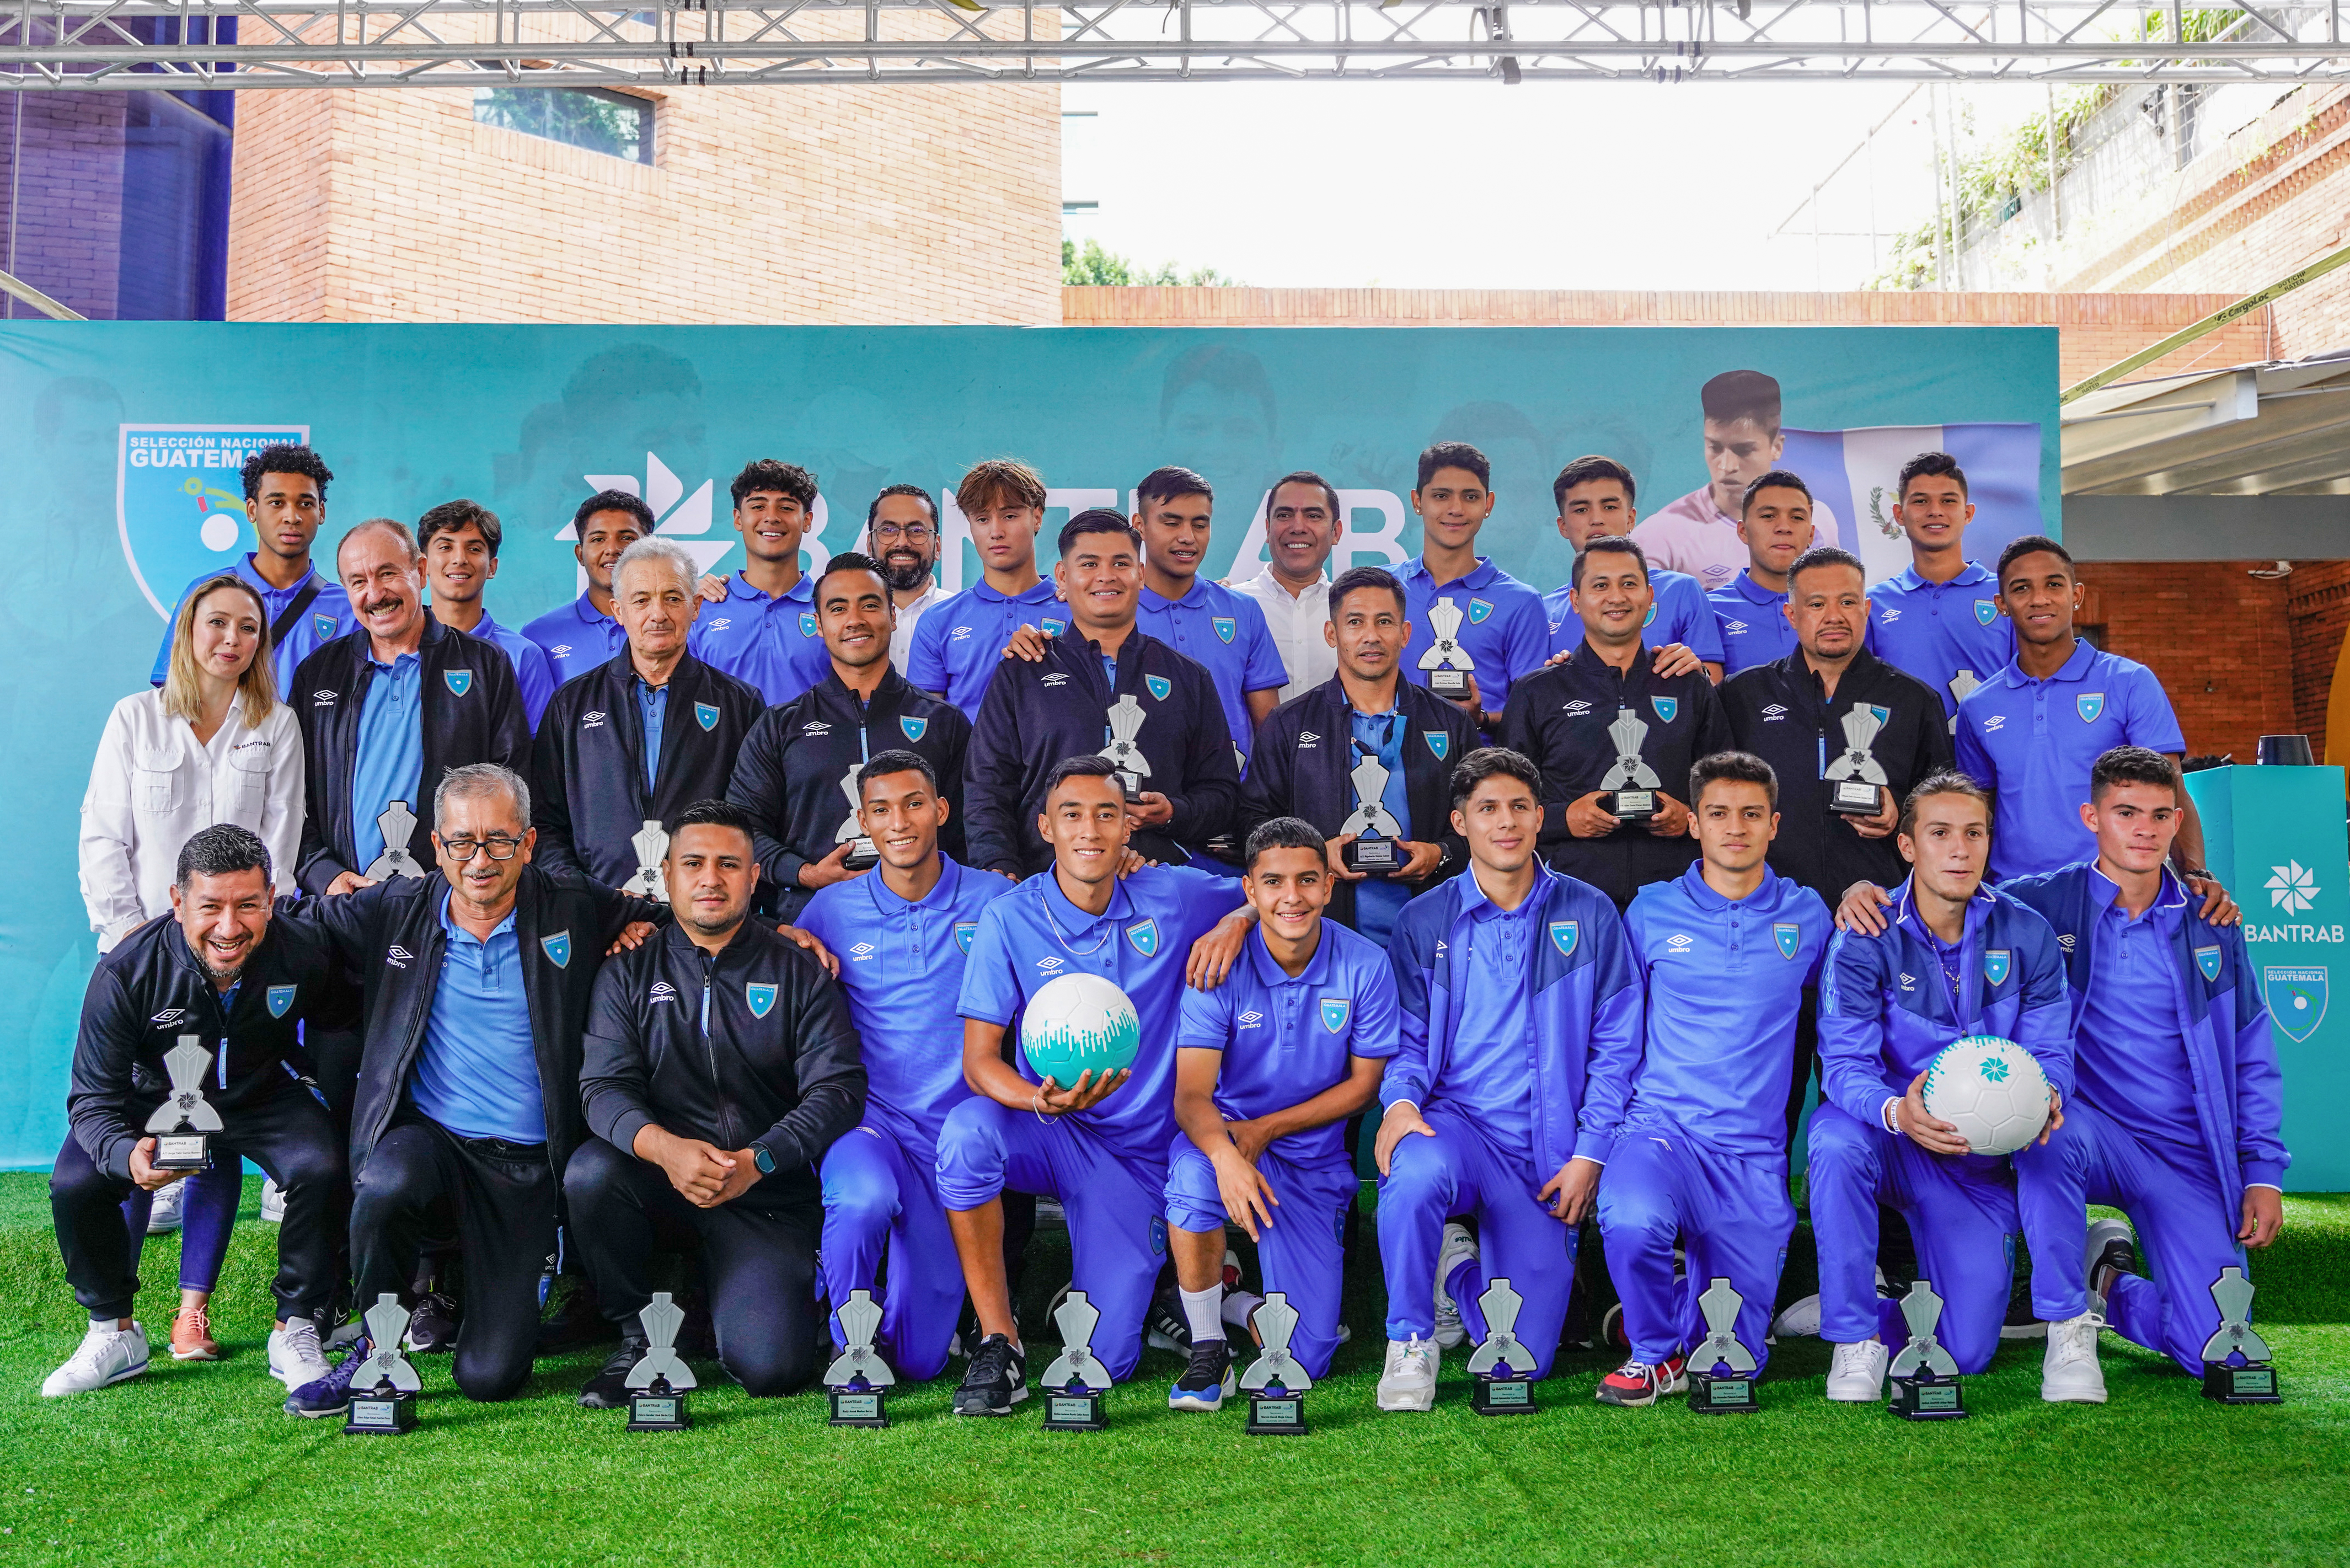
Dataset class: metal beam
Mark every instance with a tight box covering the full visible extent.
[10,0,2350,88]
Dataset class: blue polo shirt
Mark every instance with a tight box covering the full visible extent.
[410,895,544,1143]
[905,576,1064,718]
[1443,864,1554,1163]
[799,856,1016,1146]
[150,553,355,700]
[1621,863,1829,1159]
[1396,555,1550,716]
[1137,579,1288,764]
[1175,921,1400,1166]
[1866,561,2017,719]
[521,592,629,691]
[1347,708,1415,949]
[1707,571,1798,676]
[635,676,668,791]
[349,650,424,872]
[1955,639,2186,881]
[1544,569,1725,665]
[957,864,1245,1164]
[474,610,558,730]
[689,571,827,705]
[2074,866,2202,1152]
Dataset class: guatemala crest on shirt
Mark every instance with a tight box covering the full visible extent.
[1974,599,1998,626]
[313,612,339,641]
[954,920,978,955]
[1651,696,1678,723]
[1468,598,1495,624]
[1773,923,1801,960]
[901,715,929,742]
[1425,732,1449,761]
[1212,617,1236,644]
[800,613,818,639]
[267,984,297,1018]
[1126,919,1160,957]
[1319,997,1351,1033]
[745,983,778,1019]
[2195,945,2223,983]
[445,670,473,697]
[1983,949,2011,987]
[1549,920,1579,958]
[541,930,572,968]
[695,702,720,731]
[2078,693,2106,723]
[1145,675,1171,702]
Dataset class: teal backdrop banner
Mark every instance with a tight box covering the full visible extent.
[1,320,2059,1168]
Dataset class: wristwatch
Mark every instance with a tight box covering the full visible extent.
[751,1144,776,1175]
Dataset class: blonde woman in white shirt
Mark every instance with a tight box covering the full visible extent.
[78,574,306,1363]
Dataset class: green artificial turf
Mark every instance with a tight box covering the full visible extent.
[1,1174,2345,1566]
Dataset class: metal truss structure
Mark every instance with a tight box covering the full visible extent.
[8,0,2350,89]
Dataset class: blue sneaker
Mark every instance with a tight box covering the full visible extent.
[1168,1338,1234,1412]
[283,1336,370,1419]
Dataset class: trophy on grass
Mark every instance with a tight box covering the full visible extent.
[833,768,879,872]
[1887,1280,1967,1420]
[362,800,428,881]
[2199,1267,2283,1404]
[1340,748,1405,876]
[1040,1290,1111,1432]
[1823,704,1892,817]
[1598,709,1661,823]
[823,1288,896,1427]
[1687,1277,1760,1414]
[1100,697,1150,804]
[624,1292,697,1431]
[1417,597,1474,700]
[144,1036,221,1173]
[1466,1277,1537,1415]
[620,820,671,902]
[1239,1292,1312,1436]
[344,1294,422,1435]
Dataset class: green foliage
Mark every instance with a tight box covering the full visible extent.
[1062,237,1241,287]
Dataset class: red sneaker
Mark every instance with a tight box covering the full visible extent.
[1596,1352,1688,1406]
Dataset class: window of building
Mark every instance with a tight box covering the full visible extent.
[472,87,652,164]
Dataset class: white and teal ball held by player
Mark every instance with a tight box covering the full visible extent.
[1021,972,1142,1088]
[1922,1034,2052,1156]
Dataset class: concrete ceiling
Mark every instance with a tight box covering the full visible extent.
[2063,352,2350,498]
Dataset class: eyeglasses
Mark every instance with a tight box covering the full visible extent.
[441,833,525,862]
[869,523,933,544]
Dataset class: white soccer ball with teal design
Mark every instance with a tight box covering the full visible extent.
[1922,1034,2051,1156]
[1020,972,1141,1088]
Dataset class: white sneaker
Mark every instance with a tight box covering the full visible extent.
[1770,1293,1822,1339]
[145,1181,185,1234]
[268,1318,331,1389]
[1826,1339,1889,1402]
[2042,1311,2108,1403]
[260,1179,286,1224]
[1432,1222,1477,1349]
[1377,1335,1440,1412]
[41,1321,150,1397]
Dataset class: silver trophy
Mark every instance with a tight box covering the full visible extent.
[1598,708,1661,822]
[144,1035,222,1171]
[1339,747,1404,874]
[363,799,427,881]
[625,1291,697,1429]
[1823,704,1891,816]
[1947,669,1982,734]
[1417,596,1475,698]
[1241,1292,1312,1435]
[2200,1266,2282,1403]
[621,819,670,902]
[1888,1279,1967,1419]
[344,1293,421,1433]
[833,767,878,871]
[824,1288,896,1426]
[1100,695,1151,803]
[1041,1288,1111,1430]
[1688,1277,1759,1412]
[1468,1276,1536,1414]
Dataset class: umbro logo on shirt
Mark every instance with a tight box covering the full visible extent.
[804,722,832,735]
[849,943,876,960]
[149,1008,186,1026]
[1298,731,1321,748]
[1042,673,1069,687]
[313,690,338,706]
[649,981,678,1004]
[1563,699,1593,716]
[1762,704,1789,721]
[1880,606,1902,623]
[707,618,732,633]
[1036,956,1066,973]
[551,644,574,658]
[2057,933,2076,951]
[1983,715,2008,733]
[582,711,608,729]
[387,946,413,968]
[951,625,973,641]
[1723,619,1750,636]
[1665,934,1694,953]
[1237,1010,1265,1028]
[1899,972,1915,989]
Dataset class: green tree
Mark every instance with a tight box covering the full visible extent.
[1062,238,1241,287]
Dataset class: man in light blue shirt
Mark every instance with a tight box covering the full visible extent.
[1396,443,1551,732]
[905,459,1062,716]
[1864,452,2017,723]
[688,459,830,704]
[1706,470,1814,677]
[409,897,543,1143]
[1130,465,1289,770]
[349,645,424,874]
[522,490,646,689]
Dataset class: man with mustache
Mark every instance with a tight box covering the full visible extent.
[865,484,944,672]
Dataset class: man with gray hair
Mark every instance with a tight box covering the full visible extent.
[532,537,765,890]
[280,762,665,1415]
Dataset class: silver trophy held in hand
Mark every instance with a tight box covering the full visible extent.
[363,800,429,881]
[1417,597,1474,699]
[1824,704,1891,817]
[1100,697,1151,804]
[833,768,879,871]
[621,819,670,902]
[146,1036,222,1171]
[1340,749,1405,875]
[1598,708,1661,823]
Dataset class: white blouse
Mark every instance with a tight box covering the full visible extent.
[79,687,306,950]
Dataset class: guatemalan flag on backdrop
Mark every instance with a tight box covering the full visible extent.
[1779,422,2047,586]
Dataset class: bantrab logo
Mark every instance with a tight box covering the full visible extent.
[117,424,310,617]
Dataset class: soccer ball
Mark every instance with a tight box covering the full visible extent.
[1020,972,1141,1088]
[1922,1034,2052,1156]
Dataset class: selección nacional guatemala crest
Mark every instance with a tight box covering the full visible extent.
[1983,949,2011,987]
[745,983,777,1020]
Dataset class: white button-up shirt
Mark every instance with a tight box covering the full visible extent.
[79,688,306,949]
[890,580,941,676]
[1228,565,1335,702]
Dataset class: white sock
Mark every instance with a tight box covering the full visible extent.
[1180,1286,1222,1345]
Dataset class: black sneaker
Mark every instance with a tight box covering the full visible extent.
[953,1332,1028,1416]
[1167,1337,1234,1412]
[405,1290,459,1353]
[2086,1218,2139,1305]
[577,1332,651,1409]
[1144,1287,1192,1354]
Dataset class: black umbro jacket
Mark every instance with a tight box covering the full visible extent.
[965,628,1240,876]
[725,667,972,921]
[530,649,766,889]
[291,618,532,895]
[580,920,866,1205]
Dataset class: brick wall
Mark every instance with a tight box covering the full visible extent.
[2076,561,2301,763]
[2289,560,2350,762]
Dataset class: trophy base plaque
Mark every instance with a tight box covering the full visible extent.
[151,1134,211,1171]
[1688,1372,1758,1414]
[1829,780,1884,816]
[829,1386,891,1427]
[1115,771,1143,805]
[2202,1361,2282,1404]
[1427,670,1470,699]
[1607,790,1657,823]
[1471,1373,1535,1416]
[842,837,880,872]
[1888,1375,1967,1421]
[1344,837,1399,875]
[1246,1389,1307,1436]
[1041,1388,1107,1432]
[344,1389,417,1436]
[627,1387,691,1431]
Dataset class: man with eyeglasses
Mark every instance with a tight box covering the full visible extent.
[866,485,944,672]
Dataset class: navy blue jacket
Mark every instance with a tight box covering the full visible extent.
[529,650,765,889]
[291,618,532,895]
[964,628,1240,876]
